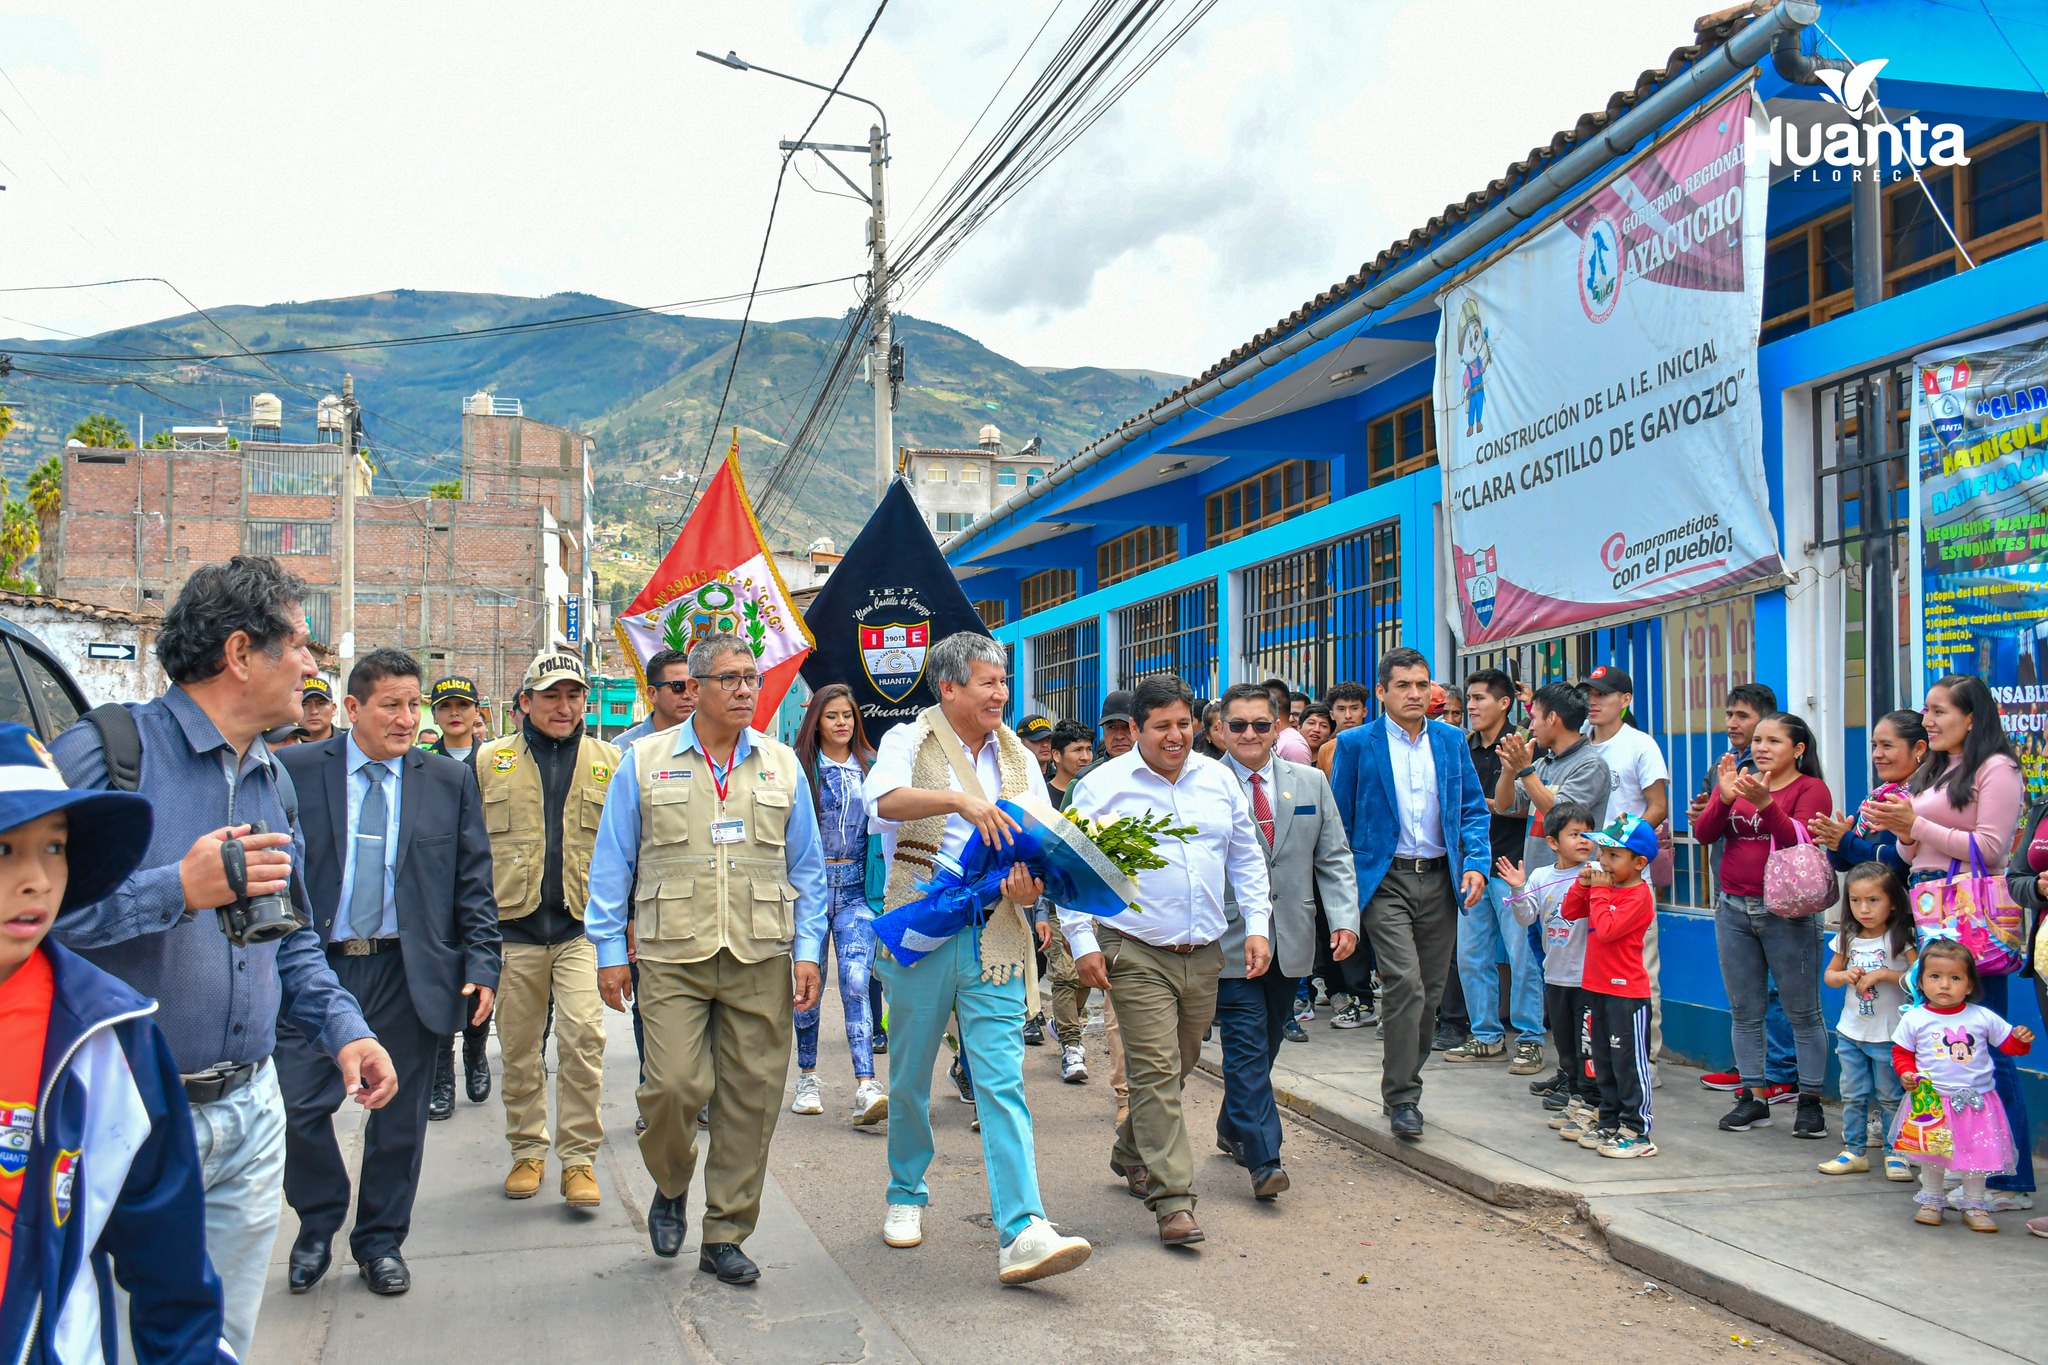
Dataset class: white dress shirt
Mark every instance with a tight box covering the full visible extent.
[1060,749,1271,957]
[864,716,1054,866]
[1223,752,1280,848]
[1385,715,1446,858]
[333,734,403,941]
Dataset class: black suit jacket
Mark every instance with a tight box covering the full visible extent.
[279,737,501,1034]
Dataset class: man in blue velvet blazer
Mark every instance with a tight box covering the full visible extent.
[1329,647,1492,1141]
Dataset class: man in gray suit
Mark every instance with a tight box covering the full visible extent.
[1215,681,1359,1200]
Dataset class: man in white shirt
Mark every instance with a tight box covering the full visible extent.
[1068,675,1272,1248]
[865,632,1092,1285]
[1583,664,1670,1073]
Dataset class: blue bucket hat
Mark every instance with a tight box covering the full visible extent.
[1589,811,1660,860]
[0,722,153,913]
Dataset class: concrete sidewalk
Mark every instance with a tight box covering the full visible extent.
[253,1024,915,1365]
[1197,1017,2048,1365]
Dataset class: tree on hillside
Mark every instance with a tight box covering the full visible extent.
[0,405,13,445]
[69,413,133,448]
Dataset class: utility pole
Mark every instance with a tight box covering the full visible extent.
[867,121,892,499]
[338,373,357,660]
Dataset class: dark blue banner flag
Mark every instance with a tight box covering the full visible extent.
[800,478,991,742]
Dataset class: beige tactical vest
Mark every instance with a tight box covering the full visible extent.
[629,728,802,965]
[473,728,621,921]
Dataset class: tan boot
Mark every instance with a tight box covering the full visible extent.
[504,1158,545,1200]
[562,1164,601,1207]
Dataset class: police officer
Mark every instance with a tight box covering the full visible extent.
[423,675,495,1120]
[475,651,620,1208]
[300,676,343,743]
[586,632,827,1284]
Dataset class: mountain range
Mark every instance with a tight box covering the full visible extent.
[0,290,1180,573]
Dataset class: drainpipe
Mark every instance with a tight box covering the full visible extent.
[1771,26,1883,308]
[944,0,1823,558]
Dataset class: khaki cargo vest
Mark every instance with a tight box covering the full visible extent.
[629,728,802,965]
[473,729,621,921]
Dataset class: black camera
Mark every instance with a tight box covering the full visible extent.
[217,821,305,946]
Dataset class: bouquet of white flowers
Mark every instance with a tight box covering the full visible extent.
[1061,808,1196,910]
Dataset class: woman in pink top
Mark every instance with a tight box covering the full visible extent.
[1694,712,1835,1137]
[1861,673,2032,1204]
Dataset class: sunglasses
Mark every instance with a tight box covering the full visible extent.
[650,679,690,695]
[1225,718,1274,734]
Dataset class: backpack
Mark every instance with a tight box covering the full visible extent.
[81,702,301,825]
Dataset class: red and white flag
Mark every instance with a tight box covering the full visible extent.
[613,437,813,728]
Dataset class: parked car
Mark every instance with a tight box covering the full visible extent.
[0,616,90,741]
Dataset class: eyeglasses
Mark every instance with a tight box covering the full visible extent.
[1225,719,1274,734]
[703,671,760,692]
[651,679,690,695]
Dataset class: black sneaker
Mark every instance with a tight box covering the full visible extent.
[949,1058,976,1105]
[1023,1014,1046,1046]
[1529,1070,1570,1097]
[1792,1092,1827,1139]
[1541,1089,1573,1111]
[1431,1024,1468,1052]
[1718,1090,1773,1132]
[1282,1017,1309,1043]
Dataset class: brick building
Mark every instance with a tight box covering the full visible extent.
[51,391,596,717]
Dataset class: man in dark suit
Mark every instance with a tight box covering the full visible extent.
[1329,647,1491,1143]
[275,648,500,1297]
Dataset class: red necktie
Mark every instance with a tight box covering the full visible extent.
[1249,772,1274,847]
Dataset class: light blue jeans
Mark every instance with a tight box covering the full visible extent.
[1457,874,1544,1043]
[1836,1034,1902,1150]
[192,1060,288,1362]
[874,924,1043,1246]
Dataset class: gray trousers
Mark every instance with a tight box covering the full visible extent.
[1362,863,1459,1108]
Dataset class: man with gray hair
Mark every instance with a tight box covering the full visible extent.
[864,630,1092,1285]
[585,633,828,1283]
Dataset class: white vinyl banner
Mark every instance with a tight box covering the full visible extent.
[1435,86,1781,648]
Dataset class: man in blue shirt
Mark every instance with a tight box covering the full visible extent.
[51,555,395,1360]
[586,633,826,1284]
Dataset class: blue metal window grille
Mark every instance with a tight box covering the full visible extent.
[1116,581,1218,698]
[1029,618,1101,727]
[1239,522,1400,702]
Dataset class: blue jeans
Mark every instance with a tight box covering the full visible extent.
[874,924,1043,1245]
[1762,983,1798,1084]
[1713,893,1830,1092]
[794,874,877,1076]
[1458,875,1543,1043]
[191,1060,288,1362]
[1836,1034,1901,1149]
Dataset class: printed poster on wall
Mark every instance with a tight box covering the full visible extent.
[1435,85,1781,648]
[1909,317,2048,793]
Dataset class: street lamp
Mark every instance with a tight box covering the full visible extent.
[698,46,897,504]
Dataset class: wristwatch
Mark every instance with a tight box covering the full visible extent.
[1516,764,1538,779]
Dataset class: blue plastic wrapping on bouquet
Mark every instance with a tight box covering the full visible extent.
[872,799,1139,966]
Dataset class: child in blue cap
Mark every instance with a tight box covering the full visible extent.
[1560,812,1661,1161]
[0,723,234,1363]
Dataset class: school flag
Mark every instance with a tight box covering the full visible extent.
[801,478,992,742]
[613,435,813,729]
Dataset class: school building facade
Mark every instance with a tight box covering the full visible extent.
[941,2,2048,1146]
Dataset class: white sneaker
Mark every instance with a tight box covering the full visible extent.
[791,1074,823,1115]
[1950,1188,2034,1212]
[883,1203,923,1248]
[997,1215,1091,1285]
[852,1078,888,1127]
[1061,1045,1089,1083]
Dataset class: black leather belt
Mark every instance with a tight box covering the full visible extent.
[330,937,401,957]
[182,1062,259,1106]
[1388,856,1447,874]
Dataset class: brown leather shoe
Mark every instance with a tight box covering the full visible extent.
[1109,1158,1149,1199]
[561,1164,601,1208]
[1157,1210,1204,1246]
[503,1158,545,1200]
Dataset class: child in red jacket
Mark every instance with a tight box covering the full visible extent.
[1561,813,1660,1159]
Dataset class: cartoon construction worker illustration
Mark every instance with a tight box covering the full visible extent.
[1456,295,1492,437]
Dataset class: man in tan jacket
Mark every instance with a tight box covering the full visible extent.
[474,651,620,1208]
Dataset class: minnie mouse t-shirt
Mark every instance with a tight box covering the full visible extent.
[1892,1002,2013,1094]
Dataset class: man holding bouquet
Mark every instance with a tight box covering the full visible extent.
[1067,674,1273,1248]
[865,631,1093,1285]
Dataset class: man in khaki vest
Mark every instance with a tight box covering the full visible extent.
[586,632,827,1285]
[474,650,620,1208]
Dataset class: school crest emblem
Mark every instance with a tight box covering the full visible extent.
[1459,545,1499,629]
[0,1103,32,1178]
[51,1149,79,1226]
[860,622,929,703]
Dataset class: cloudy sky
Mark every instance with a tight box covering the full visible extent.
[0,0,1718,377]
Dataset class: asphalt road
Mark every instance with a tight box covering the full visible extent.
[772,1001,1833,1365]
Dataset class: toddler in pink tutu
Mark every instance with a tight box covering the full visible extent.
[1890,939,2035,1231]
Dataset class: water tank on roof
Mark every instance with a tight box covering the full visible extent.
[978,423,1002,451]
[466,390,493,416]
[316,394,344,435]
[251,393,282,435]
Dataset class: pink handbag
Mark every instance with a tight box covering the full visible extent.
[1909,836,2027,975]
[1762,820,1840,919]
